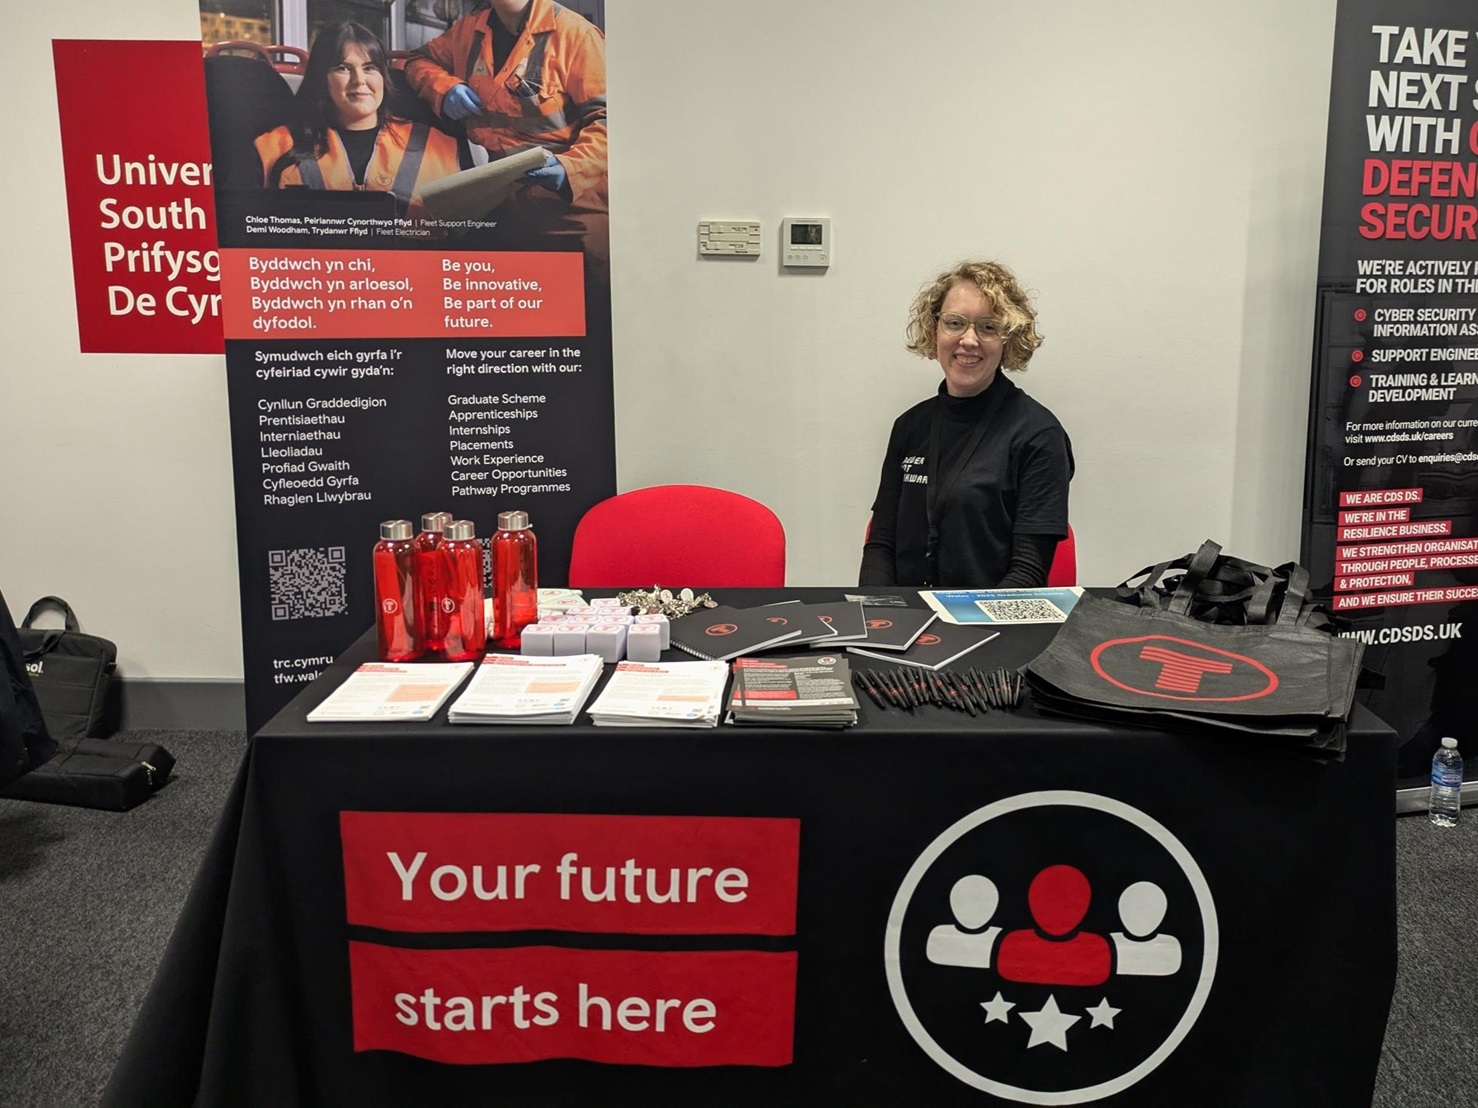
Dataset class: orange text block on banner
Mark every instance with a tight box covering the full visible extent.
[220,249,585,339]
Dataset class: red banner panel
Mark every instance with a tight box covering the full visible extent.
[1338,487,1423,507]
[220,249,584,338]
[349,943,797,1067]
[54,41,222,353]
[341,812,800,935]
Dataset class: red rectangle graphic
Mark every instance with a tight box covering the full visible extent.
[221,249,583,338]
[341,812,800,934]
[1339,487,1422,507]
[349,943,796,1067]
[54,41,222,353]
[1337,507,1410,525]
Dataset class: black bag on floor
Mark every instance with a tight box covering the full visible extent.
[19,596,119,740]
[0,587,55,784]
[0,736,174,811]
[1023,541,1363,758]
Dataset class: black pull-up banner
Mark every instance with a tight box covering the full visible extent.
[198,9,615,731]
[1304,0,1478,781]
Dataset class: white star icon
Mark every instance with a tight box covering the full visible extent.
[1018,994,1081,1051]
[980,992,1015,1024]
[1086,997,1121,1029]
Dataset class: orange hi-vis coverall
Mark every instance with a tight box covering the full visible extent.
[254,118,463,217]
[404,0,607,212]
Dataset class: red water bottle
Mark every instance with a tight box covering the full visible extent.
[373,519,421,661]
[414,511,453,655]
[492,510,538,649]
[442,519,487,661]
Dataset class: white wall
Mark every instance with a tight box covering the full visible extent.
[0,2,242,681]
[0,0,1336,684]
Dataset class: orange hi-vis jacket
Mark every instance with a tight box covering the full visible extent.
[405,0,607,212]
[254,118,463,217]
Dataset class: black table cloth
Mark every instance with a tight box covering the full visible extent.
[104,588,1397,1107]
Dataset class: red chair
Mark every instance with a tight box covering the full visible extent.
[1047,524,1077,587]
[266,45,309,75]
[568,485,786,588]
[862,519,1077,587]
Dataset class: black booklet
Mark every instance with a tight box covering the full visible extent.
[855,606,937,652]
[671,604,805,662]
[760,600,842,647]
[849,622,1001,671]
[802,600,867,646]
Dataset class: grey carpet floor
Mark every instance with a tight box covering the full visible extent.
[0,729,1472,1106]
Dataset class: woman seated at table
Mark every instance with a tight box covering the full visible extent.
[254,22,463,217]
[859,260,1073,588]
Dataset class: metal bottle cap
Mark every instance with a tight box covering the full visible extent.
[420,511,451,532]
[379,520,413,541]
[445,519,475,541]
[497,510,531,530]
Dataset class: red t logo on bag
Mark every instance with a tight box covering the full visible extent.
[1137,646,1234,694]
[1090,635,1279,702]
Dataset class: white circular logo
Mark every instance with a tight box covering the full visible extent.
[884,791,1217,1104]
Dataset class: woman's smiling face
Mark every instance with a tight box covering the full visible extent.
[934,281,1004,397]
[327,43,384,130]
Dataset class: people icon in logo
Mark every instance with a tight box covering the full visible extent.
[926,875,1003,968]
[996,864,1111,986]
[1110,880,1182,976]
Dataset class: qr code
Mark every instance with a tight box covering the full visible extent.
[269,547,348,620]
[973,598,1068,623]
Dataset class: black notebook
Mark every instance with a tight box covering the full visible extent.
[761,600,842,647]
[856,606,938,652]
[849,623,1001,670]
[670,605,805,662]
[802,600,867,646]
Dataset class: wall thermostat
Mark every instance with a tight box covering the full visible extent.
[781,218,831,267]
[698,220,762,256]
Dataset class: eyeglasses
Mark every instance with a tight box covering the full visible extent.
[937,313,1006,341]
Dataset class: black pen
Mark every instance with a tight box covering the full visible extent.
[950,672,979,717]
[863,670,890,710]
[961,670,986,713]
[855,671,887,710]
[925,671,944,708]
[895,670,918,709]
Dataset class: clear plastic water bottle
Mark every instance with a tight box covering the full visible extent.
[1429,736,1463,828]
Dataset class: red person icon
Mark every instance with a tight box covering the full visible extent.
[996,864,1111,987]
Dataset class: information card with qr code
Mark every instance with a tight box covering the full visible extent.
[919,587,1084,626]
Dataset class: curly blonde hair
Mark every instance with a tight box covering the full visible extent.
[904,260,1045,371]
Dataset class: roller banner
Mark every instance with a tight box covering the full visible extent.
[1304,0,1478,782]
[199,6,614,730]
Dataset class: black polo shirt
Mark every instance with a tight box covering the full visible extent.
[863,375,1073,587]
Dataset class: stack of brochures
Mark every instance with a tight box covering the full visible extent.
[587,659,730,728]
[727,654,859,728]
[446,653,604,725]
[306,661,475,722]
